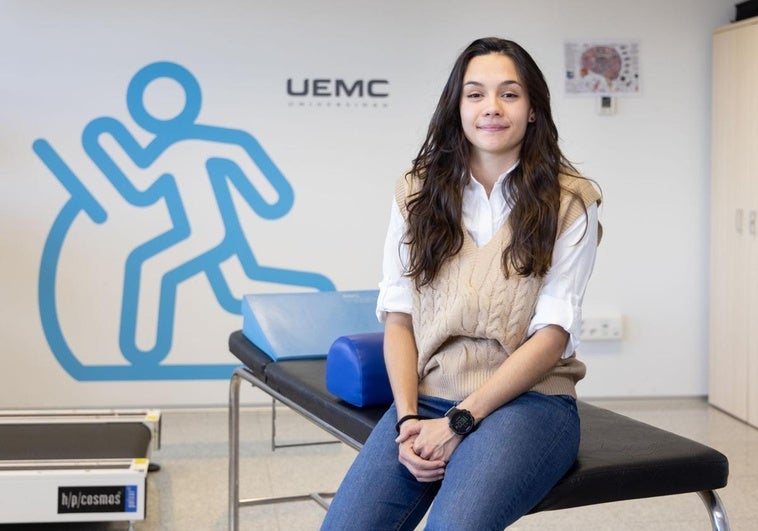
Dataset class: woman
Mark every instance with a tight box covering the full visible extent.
[322,37,601,530]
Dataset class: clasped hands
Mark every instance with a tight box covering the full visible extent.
[395,417,462,482]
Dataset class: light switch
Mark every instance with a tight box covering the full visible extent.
[597,96,616,115]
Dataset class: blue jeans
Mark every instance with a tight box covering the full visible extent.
[321,392,579,531]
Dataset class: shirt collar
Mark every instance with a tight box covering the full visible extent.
[465,160,520,193]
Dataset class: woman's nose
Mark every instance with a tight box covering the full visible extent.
[483,96,503,116]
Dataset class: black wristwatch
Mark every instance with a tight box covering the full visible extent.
[445,406,477,436]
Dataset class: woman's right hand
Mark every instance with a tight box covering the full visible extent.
[395,420,446,482]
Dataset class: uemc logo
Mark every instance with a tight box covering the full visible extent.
[286,78,389,98]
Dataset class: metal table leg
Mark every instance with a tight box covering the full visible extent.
[698,490,730,531]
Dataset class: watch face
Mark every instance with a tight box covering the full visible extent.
[449,409,475,435]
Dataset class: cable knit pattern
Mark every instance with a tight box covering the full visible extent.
[395,173,601,401]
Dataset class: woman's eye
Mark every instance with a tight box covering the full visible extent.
[466,92,483,99]
[502,92,518,99]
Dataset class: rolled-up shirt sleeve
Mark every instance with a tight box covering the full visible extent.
[376,199,413,322]
[528,202,599,358]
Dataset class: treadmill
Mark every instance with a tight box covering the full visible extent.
[0,409,160,528]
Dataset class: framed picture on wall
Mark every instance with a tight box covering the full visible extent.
[565,40,640,95]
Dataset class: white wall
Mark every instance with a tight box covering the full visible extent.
[0,0,737,407]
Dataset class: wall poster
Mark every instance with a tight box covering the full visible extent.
[565,41,640,95]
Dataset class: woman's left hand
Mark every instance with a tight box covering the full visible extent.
[396,418,462,463]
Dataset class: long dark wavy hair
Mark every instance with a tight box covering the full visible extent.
[405,37,586,288]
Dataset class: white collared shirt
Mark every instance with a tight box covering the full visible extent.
[376,164,599,359]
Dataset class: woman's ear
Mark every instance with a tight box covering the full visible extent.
[528,110,536,123]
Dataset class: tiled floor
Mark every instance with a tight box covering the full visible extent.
[3,398,756,530]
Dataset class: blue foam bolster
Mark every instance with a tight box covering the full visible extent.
[325,332,393,407]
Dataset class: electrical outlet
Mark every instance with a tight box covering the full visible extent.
[580,316,623,341]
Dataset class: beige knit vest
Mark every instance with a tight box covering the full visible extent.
[395,173,601,401]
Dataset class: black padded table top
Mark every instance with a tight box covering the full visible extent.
[229,330,276,381]
[228,330,729,512]
[0,423,151,461]
[229,330,385,443]
[531,402,728,512]
[268,359,386,444]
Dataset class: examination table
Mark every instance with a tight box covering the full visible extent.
[227,291,730,530]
